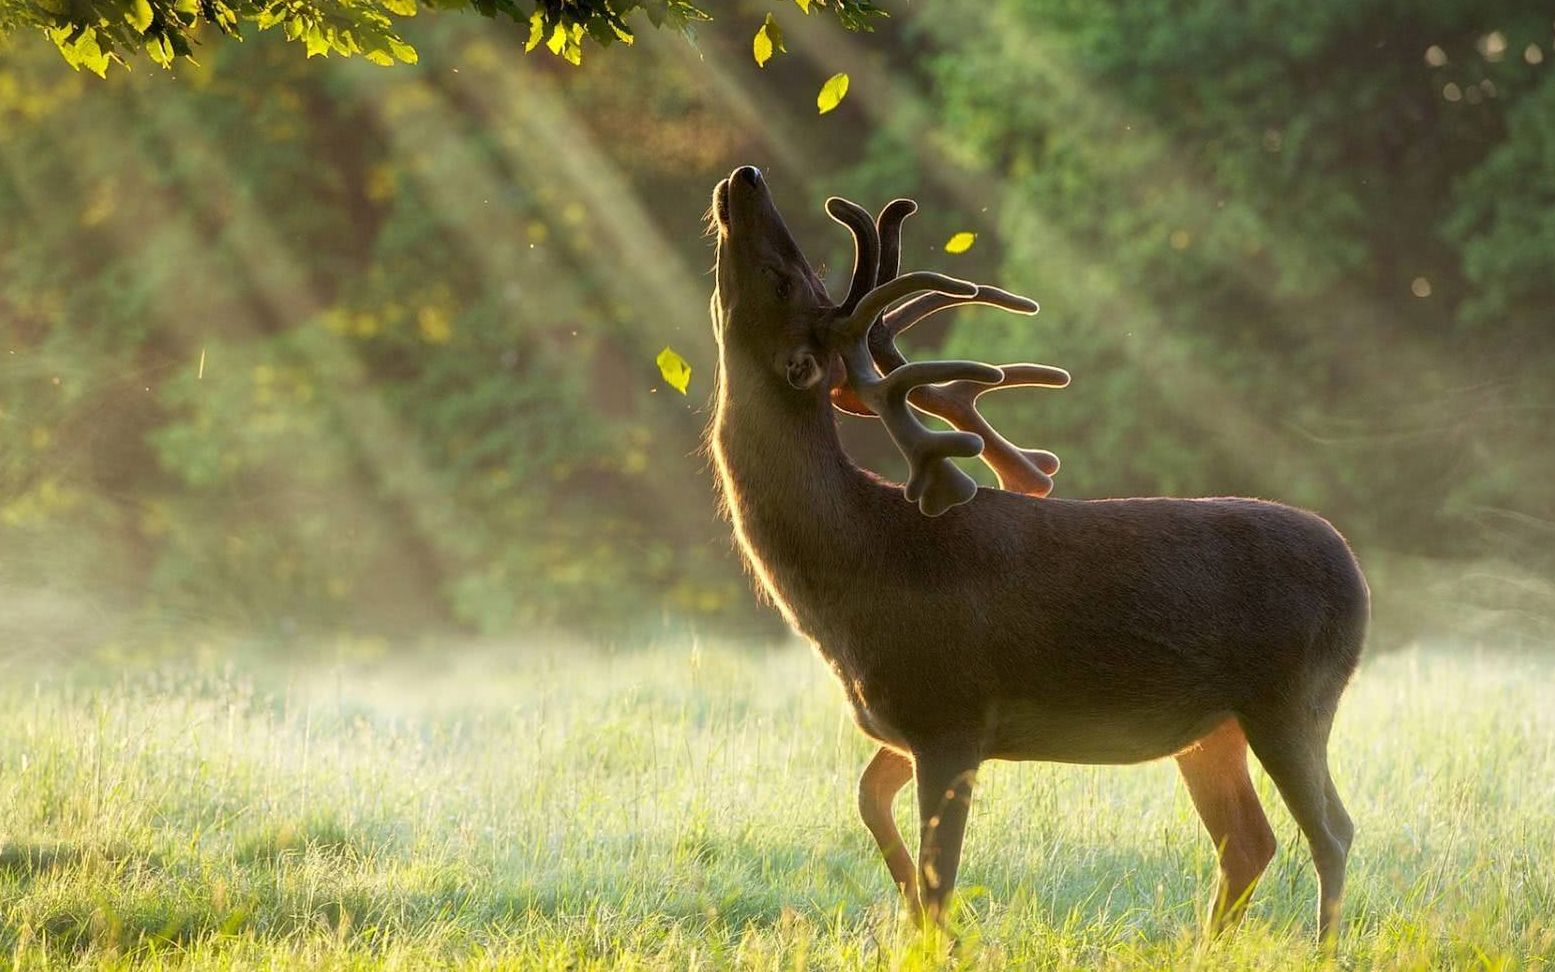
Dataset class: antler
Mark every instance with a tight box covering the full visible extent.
[833,197,880,316]
[825,198,1004,516]
[827,196,1068,503]
[875,287,1068,496]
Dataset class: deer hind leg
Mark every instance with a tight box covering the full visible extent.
[1176,717,1277,935]
[912,741,981,928]
[1324,770,1355,855]
[858,746,919,913]
[1241,709,1351,945]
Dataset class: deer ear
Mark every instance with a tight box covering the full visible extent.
[783,348,825,390]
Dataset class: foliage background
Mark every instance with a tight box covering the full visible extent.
[3,0,1554,657]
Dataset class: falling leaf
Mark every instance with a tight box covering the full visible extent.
[418,306,453,344]
[753,13,784,67]
[656,346,691,395]
[793,0,811,11]
[944,232,976,254]
[817,72,849,114]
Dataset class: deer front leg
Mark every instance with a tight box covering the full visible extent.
[858,746,919,913]
[913,741,981,927]
[1176,718,1277,935]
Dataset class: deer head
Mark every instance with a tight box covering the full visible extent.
[710,165,1064,515]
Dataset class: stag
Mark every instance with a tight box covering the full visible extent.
[706,166,1367,941]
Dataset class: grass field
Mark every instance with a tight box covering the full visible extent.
[1,640,1552,970]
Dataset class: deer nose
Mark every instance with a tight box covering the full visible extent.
[734,165,762,187]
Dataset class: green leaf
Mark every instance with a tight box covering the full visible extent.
[47,25,81,67]
[381,0,416,16]
[753,12,782,66]
[75,28,111,76]
[304,23,329,57]
[387,36,417,63]
[817,72,849,114]
[943,232,976,254]
[146,30,174,65]
[255,3,286,28]
[210,0,238,29]
[656,346,692,395]
[129,0,154,34]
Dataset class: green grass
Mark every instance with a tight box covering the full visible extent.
[1,641,1552,969]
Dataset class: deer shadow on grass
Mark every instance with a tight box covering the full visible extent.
[0,840,174,882]
[0,841,87,879]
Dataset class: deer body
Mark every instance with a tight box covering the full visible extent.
[715,373,1364,766]
[708,166,1366,942]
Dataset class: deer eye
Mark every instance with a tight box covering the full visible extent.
[762,266,792,300]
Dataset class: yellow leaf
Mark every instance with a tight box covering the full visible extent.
[753,13,783,67]
[525,9,544,51]
[817,72,849,114]
[656,346,692,395]
[129,0,154,34]
[418,306,452,344]
[944,231,976,254]
[794,0,810,11]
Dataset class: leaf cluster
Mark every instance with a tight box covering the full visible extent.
[0,0,883,74]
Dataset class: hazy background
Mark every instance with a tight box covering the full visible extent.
[4,0,1554,661]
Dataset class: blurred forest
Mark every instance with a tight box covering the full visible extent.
[2,0,1553,657]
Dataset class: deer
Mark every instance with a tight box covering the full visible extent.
[705,165,1368,943]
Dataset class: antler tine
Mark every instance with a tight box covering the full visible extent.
[860,272,1062,496]
[823,197,1051,514]
[839,339,1003,516]
[829,199,917,418]
[825,197,879,315]
[908,363,1071,495]
[880,286,1040,345]
[838,272,977,343]
[875,198,918,284]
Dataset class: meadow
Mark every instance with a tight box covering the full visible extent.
[1,640,1551,970]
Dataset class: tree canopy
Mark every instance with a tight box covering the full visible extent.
[0,0,881,75]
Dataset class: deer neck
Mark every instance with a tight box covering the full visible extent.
[710,348,879,622]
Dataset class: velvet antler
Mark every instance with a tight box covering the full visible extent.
[824,197,1009,516]
[828,195,1068,502]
